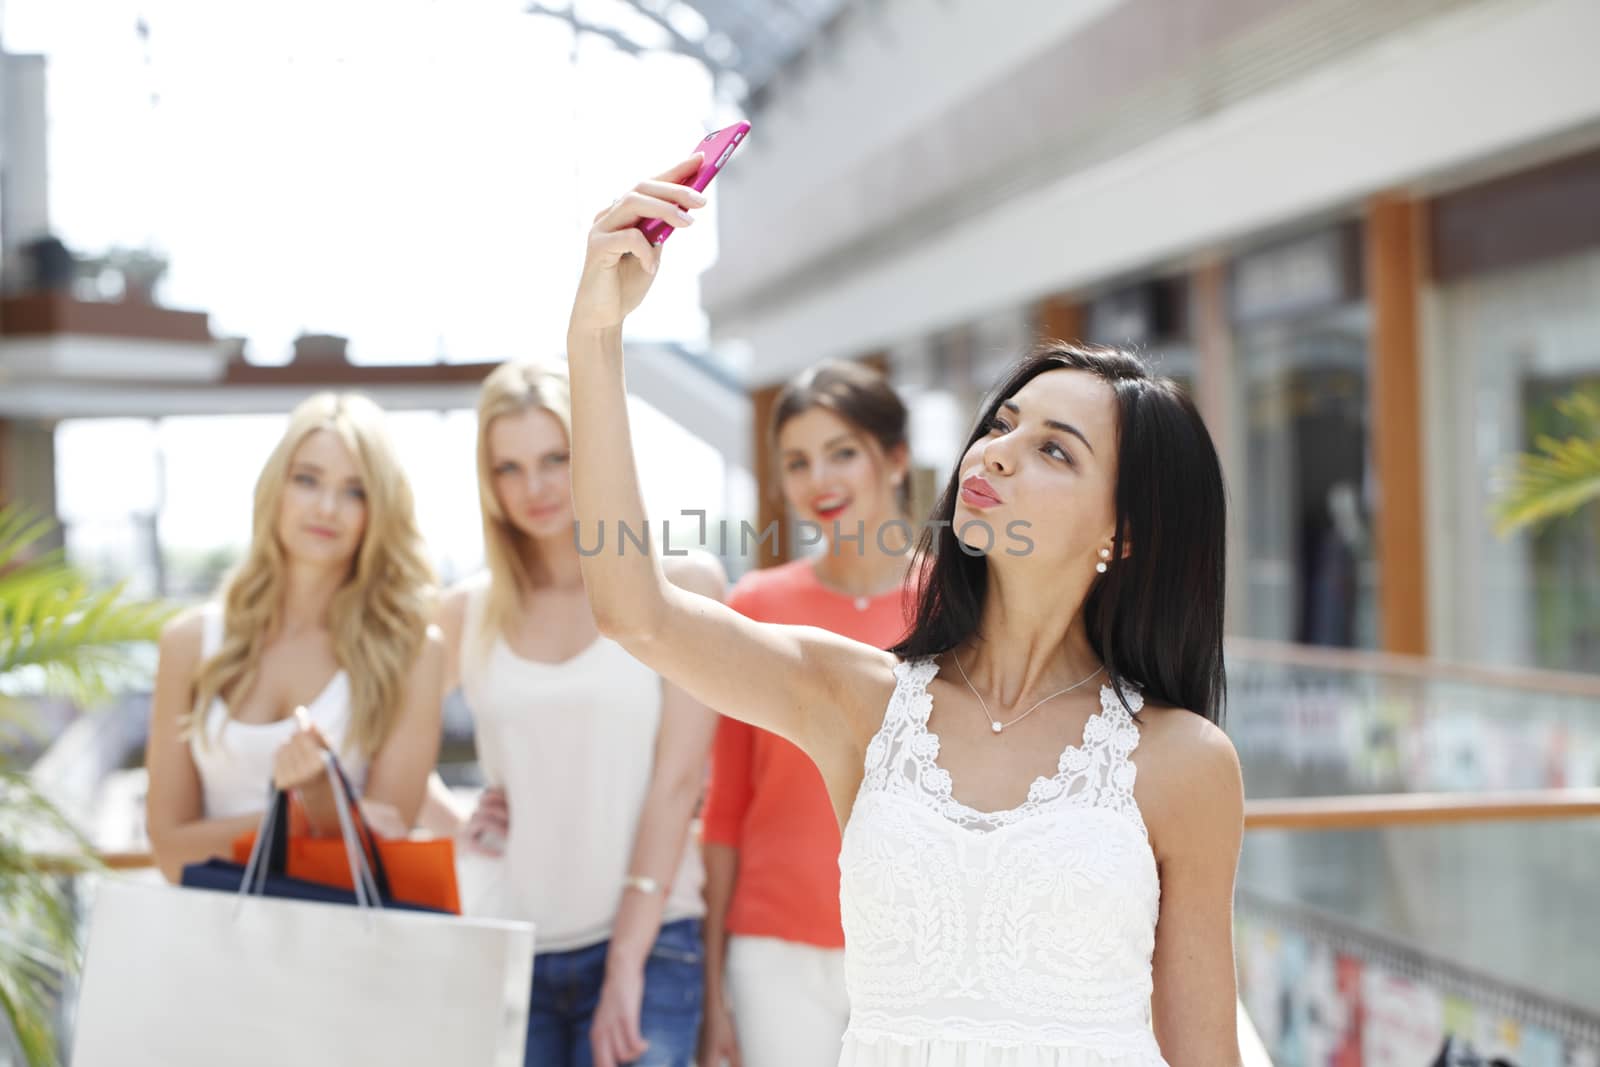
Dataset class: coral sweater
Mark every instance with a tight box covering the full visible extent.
[702,558,915,948]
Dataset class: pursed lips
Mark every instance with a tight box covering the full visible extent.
[960,475,1001,506]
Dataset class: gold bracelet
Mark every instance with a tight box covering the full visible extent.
[622,874,661,895]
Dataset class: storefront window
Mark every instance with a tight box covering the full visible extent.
[1435,247,1600,672]
[1085,277,1196,395]
[1232,226,1378,648]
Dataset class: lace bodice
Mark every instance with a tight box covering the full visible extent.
[837,656,1166,1063]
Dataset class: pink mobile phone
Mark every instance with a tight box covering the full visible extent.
[638,120,751,247]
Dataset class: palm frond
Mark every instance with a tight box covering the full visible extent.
[1494,388,1600,535]
[0,772,97,1067]
[0,505,173,708]
[0,509,61,576]
[0,958,62,1067]
[0,505,159,1066]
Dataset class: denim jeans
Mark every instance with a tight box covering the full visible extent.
[523,918,704,1067]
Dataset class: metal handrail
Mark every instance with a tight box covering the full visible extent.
[1243,787,1600,830]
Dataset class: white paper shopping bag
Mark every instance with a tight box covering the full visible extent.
[70,877,535,1067]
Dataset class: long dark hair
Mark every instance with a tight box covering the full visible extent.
[889,342,1228,723]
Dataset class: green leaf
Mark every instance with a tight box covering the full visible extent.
[0,773,97,1067]
[1494,386,1600,535]
[0,506,173,708]
[0,504,164,1066]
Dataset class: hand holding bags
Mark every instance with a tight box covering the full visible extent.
[216,756,460,913]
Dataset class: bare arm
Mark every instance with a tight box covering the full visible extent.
[566,167,890,781]
[698,704,756,1065]
[415,772,468,837]
[144,610,264,883]
[435,584,468,697]
[701,843,739,1020]
[413,588,472,837]
[606,554,725,969]
[356,627,446,829]
[591,553,727,1065]
[699,713,754,1025]
[1149,719,1246,1067]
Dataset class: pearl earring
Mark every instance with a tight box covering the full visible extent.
[1095,547,1111,574]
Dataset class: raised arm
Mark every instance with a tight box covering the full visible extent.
[564,158,892,776]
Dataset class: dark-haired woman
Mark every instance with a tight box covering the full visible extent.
[565,159,1245,1067]
[699,361,917,1067]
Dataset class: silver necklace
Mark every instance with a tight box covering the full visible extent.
[810,560,902,612]
[952,652,1105,735]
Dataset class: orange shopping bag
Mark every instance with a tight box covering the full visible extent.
[232,799,461,914]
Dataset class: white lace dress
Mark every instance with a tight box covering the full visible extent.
[837,656,1168,1067]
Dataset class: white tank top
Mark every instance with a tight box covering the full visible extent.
[838,656,1165,1065]
[459,576,706,952]
[187,603,366,819]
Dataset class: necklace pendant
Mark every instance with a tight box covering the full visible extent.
[855,596,869,611]
[991,722,1003,734]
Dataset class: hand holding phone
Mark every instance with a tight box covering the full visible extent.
[571,123,750,336]
[637,120,750,247]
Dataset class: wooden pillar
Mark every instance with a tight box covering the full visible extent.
[1034,295,1084,343]
[1366,195,1430,656]
[0,417,64,548]
[1191,260,1234,440]
[749,383,791,569]
[1190,258,1245,636]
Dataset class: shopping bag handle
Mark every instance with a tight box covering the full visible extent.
[237,749,396,906]
[236,775,382,910]
[318,750,398,902]
[323,751,383,907]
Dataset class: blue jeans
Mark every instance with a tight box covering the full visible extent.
[524,918,704,1067]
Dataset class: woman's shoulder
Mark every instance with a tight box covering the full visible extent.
[438,571,490,620]
[1132,700,1238,771]
[158,602,215,659]
[402,622,448,688]
[1129,701,1243,850]
[435,575,493,676]
[438,578,475,615]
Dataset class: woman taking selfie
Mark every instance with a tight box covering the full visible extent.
[562,158,1245,1067]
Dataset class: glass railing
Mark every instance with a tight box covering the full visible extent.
[1227,639,1600,1065]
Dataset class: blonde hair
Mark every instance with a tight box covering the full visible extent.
[191,392,436,758]
[472,360,572,660]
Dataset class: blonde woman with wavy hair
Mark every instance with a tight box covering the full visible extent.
[428,359,724,1067]
[146,392,445,884]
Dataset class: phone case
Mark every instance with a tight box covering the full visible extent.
[638,120,751,246]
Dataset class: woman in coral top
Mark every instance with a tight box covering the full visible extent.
[700,361,915,1067]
